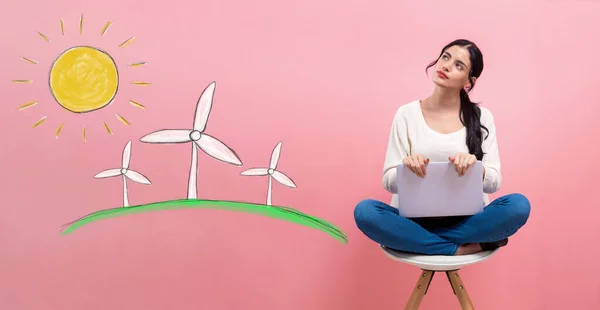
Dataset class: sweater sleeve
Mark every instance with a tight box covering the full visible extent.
[480,108,502,194]
[382,109,410,193]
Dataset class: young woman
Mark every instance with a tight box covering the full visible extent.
[354,39,530,256]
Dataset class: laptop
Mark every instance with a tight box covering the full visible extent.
[395,161,484,218]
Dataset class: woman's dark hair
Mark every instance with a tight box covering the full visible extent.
[425,39,489,160]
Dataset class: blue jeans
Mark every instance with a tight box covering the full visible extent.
[354,193,531,255]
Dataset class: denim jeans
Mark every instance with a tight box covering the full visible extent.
[354,193,531,255]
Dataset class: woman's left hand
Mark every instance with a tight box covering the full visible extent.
[448,153,477,177]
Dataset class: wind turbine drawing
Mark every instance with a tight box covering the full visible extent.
[139,81,242,199]
[93,140,152,207]
[240,142,297,206]
[60,81,348,244]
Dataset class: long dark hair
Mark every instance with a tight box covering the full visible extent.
[425,39,489,160]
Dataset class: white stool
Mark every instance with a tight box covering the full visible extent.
[380,244,499,310]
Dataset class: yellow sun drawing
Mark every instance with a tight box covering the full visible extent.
[49,46,119,113]
[14,14,151,141]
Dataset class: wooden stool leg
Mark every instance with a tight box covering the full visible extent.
[446,270,474,310]
[404,270,435,310]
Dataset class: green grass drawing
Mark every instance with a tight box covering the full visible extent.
[60,199,348,244]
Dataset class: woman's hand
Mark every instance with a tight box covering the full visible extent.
[448,153,477,177]
[402,154,430,178]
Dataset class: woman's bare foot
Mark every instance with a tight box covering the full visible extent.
[454,243,482,255]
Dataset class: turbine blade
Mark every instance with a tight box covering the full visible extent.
[140,129,192,143]
[195,134,242,166]
[272,171,297,188]
[94,169,121,178]
[193,81,216,132]
[240,168,269,176]
[270,141,283,169]
[124,170,152,185]
[122,140,132,168]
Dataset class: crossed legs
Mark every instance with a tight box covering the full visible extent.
[354,193,531,255]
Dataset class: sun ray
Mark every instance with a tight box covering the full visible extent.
[116,113,130,126]
[60,19,65,35]
[104,122,113,135]
[55,123,64,139]
[129,100,146,110]
[21,57,38,64]
[131,81,152,86]
[18,100,38,110]
[128,61,147,67]
[37,31,51,43]
[79,14,84,35]
[101,21,113,36]
[118,36,135,48]
[13,79,33,84]
[82,126,87,142]
[32,116,47,128]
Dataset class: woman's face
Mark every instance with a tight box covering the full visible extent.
[432,45,475,90]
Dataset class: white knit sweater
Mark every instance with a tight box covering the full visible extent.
[382,100,502,207]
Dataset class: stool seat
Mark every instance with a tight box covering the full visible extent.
[380,245,501,309]
[380,244,499,271]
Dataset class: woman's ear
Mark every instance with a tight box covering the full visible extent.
[464,76,476,91]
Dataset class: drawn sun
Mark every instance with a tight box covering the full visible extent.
[14,14,151,141]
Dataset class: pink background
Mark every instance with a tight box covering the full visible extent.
[1,0,599,309]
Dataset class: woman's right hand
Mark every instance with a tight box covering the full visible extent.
[402,154,430,178]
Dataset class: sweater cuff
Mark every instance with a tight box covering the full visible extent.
[383,168,398,194]
[482,163,499,193]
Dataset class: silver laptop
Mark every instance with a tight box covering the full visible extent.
[395,161,484,218]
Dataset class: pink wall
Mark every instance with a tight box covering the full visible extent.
[2,0,599,309]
